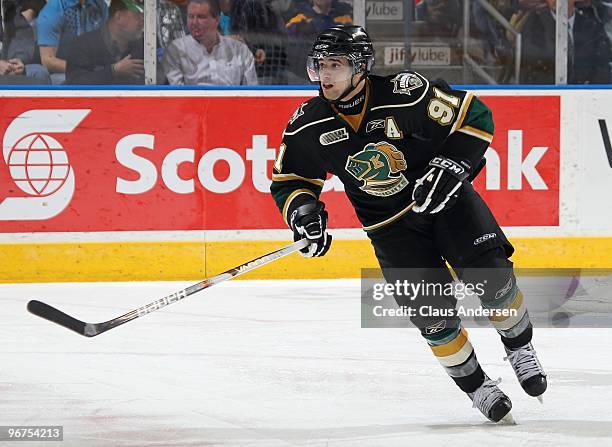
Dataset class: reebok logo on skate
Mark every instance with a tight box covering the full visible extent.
[473,233,496,245]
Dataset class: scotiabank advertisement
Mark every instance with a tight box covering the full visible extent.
[0,94,559,232]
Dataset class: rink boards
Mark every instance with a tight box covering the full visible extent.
[0,88,611,282]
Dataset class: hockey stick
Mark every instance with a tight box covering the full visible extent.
[27,239,310,338]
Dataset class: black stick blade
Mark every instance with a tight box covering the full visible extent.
[27,300,94,337]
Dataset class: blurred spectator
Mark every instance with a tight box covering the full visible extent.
[0,57,33,83]
[602,0,612,42]
[2,0,51,83]
[471,0,518,70]
[37,0,108,84]
[284,0,352,82]
[520,0,612,83]
[574,1,612,42]
[228,0,288,84]
[65,0,144,84]
[508,0,548,39]
[157,0,187,60]
[285,0,352,36]
[274,0,297,23]
[162,0,257,85]
[219,0,233,33]
[517,0,548,9]
[415,0,462,37]
[0,58,24,75]
[468,0,550,82]
[169,0,189,24]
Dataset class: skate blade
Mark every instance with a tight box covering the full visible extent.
[499,412,516,425]
[536,395,544,404]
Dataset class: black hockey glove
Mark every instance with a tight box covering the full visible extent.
[289,201,332,258]
[412,156,471,214]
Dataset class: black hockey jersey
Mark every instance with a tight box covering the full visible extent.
[270,71,494,232]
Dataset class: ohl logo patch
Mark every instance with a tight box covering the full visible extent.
[345,141,409,197]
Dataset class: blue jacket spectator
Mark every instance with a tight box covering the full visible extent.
[37,0,108,83]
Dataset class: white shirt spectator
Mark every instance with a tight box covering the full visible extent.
[163,34,258,85]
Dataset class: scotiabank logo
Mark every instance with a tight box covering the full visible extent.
[0,109,90,220]
[114,134,344,194]
[112,130,550,196]
[0,95,559,232]
[485,130,548,190]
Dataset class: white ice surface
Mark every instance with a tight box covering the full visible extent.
[1,279,611,447]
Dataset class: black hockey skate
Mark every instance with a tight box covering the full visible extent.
[504,342,547,401]
[468,377,514,423]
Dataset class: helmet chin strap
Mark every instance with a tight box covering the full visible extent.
[319,73,366,105]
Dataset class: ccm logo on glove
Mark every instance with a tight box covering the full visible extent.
[412,156,472,214]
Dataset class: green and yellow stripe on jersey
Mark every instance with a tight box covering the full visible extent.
[451,94,494,143]
[271,173,325,187]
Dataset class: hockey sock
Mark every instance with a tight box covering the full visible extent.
[483,274,533,349]
[463,248,534,350]
[425,326,485,393]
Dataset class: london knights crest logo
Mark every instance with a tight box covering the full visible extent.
[391,73,423,95]
[345,141,409,197]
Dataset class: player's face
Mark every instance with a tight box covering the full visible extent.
[317,57,354,100]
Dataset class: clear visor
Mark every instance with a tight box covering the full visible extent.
[307,56,355,83]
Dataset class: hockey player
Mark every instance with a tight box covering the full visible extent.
[270,25,546,422]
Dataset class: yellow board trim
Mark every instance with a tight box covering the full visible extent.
[2,237,612,283]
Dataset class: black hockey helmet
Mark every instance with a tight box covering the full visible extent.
[306,25,375,82]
